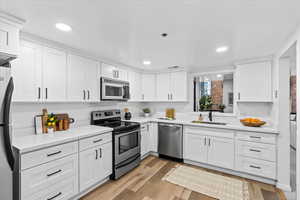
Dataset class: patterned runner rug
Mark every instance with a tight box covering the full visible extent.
[162,165,249,200]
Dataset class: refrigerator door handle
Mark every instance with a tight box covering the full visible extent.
[3,77,15,170]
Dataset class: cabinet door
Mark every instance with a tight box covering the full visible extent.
[141,74,156,101]
[79,146,99,192]
[101,63,115,79]
[97,142,112,180]
[67,54,87,101]
[156,73,170,101]
[149,122,158,152]
[236,61,272,102]
[207,137,234,169]
[170,71,187,101]
[85,59,100,102]
[0,20,19,56]
[11,41,42,102]
[42,47,67,101]
[128,70,141,101]
[184,133,207,163]
[141,124,150,157]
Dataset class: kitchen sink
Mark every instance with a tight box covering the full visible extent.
[191,121,227,125]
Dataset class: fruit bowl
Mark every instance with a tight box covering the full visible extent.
[240,118,266,127]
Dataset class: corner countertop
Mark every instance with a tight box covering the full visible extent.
[13,125,113,154]
[124,118,279,134]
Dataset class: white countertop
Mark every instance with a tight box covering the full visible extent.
[13,125,113,154]
[124,117,279,134]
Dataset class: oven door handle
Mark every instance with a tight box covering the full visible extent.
[115,154,140,169]
[114,128,140,135]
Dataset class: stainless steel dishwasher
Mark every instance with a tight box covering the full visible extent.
[158,123,183,160]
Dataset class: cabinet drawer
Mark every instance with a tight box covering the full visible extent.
[22,176,77,200]
[21,154,78,198]
[185,126,234,139]
[236,156,276,179]
[79,132,112,151]
[236,132,276,144]
[237,141,276,162]
[21,141,78,170]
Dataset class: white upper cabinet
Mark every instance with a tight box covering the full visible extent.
[42,47,67,101]
[127,70,141,101]
[0,14,24,57]
[141,73,156,101]
[101,62,128,81]
[236,61,272,102]
[11,41,42,102]
[68,54,100,102]
[170,71,187,101]
[156,73,170,101]
[156,71,187,102]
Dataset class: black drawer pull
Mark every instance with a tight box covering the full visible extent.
[93,139,103,143]
[250,136,261,139]
[47,151,62,157]
[249,149,261,152]
[47,192,62,200]
[249,165,261,169]
[47,169,62,177]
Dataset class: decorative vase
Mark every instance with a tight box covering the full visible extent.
[48,128,54,134]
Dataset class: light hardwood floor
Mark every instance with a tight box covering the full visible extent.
[81,156,287,200]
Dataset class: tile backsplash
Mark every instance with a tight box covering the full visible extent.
[12,102,142,137]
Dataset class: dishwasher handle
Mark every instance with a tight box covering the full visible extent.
[159,123,182,129]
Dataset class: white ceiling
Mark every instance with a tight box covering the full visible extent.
[1,0,300,71]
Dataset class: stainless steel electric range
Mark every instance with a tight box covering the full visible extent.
[91,110,141,179]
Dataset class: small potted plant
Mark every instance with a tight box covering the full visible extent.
[142,108,151,117]
[46,113,57,133]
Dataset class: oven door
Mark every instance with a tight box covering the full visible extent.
[114,129,140,164]
[102,82,124,100]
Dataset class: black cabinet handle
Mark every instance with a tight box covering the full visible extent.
[238,92,240,100]
[47,192,62,200]
[95,149,98,160]
[45,88,48,99]
[250,136,261,139]
[249,149,261,153]
[88,90,90,100]
[83,90,86,100]
[93,139,103,143]
[99,148,102,158]
[38,87,41,99]
[249,165,261,169]
[47,151,62,157]
[47,169,62,177]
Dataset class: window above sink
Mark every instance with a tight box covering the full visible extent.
[193,71,234,114]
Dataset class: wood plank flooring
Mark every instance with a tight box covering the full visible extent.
[81,156,286,200]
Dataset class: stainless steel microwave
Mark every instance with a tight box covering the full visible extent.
[100,77,130,101]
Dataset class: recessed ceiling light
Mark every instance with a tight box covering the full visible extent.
[55,23,72,32]
[216,46,229,53]
[217,74,223,78]
[143,60,151,65]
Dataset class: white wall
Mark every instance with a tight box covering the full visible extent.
[272,25,300,193]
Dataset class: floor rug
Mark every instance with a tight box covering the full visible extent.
[162,165,249,200]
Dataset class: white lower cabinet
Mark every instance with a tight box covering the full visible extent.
[207,137,234,169]
[21,154,78,200]
[149,122,158,152]
[79,142,112,192]
[141,123,150,157]
[16,132,113,200]
[184,133,207,163]
[184,127,235,170]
